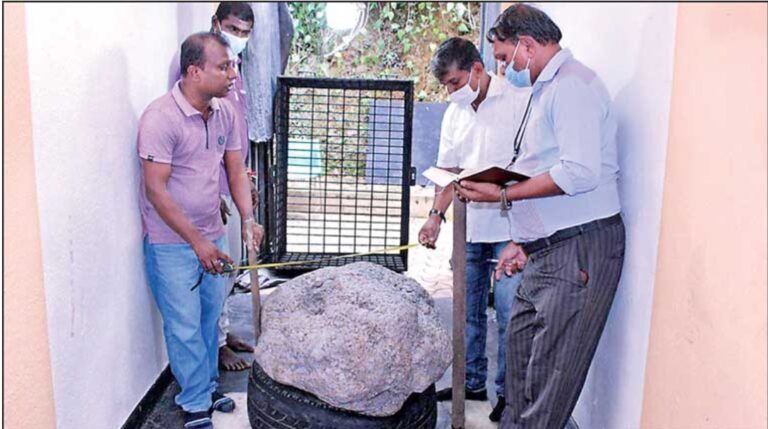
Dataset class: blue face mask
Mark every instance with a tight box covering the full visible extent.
[505,41,532,88]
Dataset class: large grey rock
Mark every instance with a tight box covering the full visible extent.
[253,262,451,417]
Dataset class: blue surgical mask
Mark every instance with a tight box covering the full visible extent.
[505,41,532,88]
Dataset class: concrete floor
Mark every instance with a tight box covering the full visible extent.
[139,218,504,429]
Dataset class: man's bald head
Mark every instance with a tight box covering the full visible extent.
[180,32,229,77]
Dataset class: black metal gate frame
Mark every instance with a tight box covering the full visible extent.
[264,76,414,273]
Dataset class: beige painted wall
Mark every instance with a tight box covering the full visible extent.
[3,3,58,428]
[641,3,768,428]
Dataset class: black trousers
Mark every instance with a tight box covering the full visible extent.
[501,218,626,429]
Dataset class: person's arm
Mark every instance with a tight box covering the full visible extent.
[458,76,604,203]
[418,168,460,248]
[224,150,264,252]
[418,106,460,248]
[433,167,461,210]
[457,171,564,203]
[143,160,231,273]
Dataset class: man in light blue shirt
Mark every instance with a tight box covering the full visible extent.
[458,4,626,429]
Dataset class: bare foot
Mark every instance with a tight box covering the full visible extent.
[219,345,251,371]
[226,333,254,353]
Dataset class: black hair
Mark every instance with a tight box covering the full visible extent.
[430,37,483,81]
[486,3,562,45]
[180,32,229,76]
[215,2,254,23]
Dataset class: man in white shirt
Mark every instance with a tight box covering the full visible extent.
[458,4,626,428]
[417,37,526,423]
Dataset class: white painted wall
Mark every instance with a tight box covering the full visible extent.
[534,4,678,428]
[25,4,213,428]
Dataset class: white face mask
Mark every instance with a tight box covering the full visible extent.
[220,30,249,59]
[449,68,480,106]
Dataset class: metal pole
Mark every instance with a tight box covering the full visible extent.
[249,248,261,345]
[451,195,467,429]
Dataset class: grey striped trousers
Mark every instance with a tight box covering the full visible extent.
[500,218,626,429]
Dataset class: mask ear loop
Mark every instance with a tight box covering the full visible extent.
[511,41,520,65]
[510,40,533,72]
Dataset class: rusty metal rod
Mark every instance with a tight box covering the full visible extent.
[451,195,467,429]
[249,248,261,345]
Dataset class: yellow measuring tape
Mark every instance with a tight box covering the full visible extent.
[234,243,420,271]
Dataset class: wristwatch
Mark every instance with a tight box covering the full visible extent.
[428,208,446,223]
[500,187,512,211]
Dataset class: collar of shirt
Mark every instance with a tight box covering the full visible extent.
[533,48,573,89]
[484,72,507,100]
[171,81,221,117]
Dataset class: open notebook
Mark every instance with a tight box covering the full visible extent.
[422,165,530,188]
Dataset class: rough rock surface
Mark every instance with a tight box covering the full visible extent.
[253,262,451,417]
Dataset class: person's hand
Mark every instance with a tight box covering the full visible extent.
[242,218,264,253]
[494,242,528,280]
[418,216,441,249]
[456,181,503,203]
[250,180,259,209]
[220,197,231,225]
[193,239,233,275]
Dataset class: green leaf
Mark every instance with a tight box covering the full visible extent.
[458,23,469,33]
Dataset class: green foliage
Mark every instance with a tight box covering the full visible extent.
[286,2,481,102]
[287,3,327,66]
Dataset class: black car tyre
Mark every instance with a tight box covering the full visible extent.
[247,360,437,429]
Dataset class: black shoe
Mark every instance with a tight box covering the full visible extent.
[489,396,505,422]
[211,391,235,413]
[436,387,488,402]
[183,411,212,429]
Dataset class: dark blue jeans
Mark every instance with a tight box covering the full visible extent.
[465,241,522,397]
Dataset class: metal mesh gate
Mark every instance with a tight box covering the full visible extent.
[265,77,414,273]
